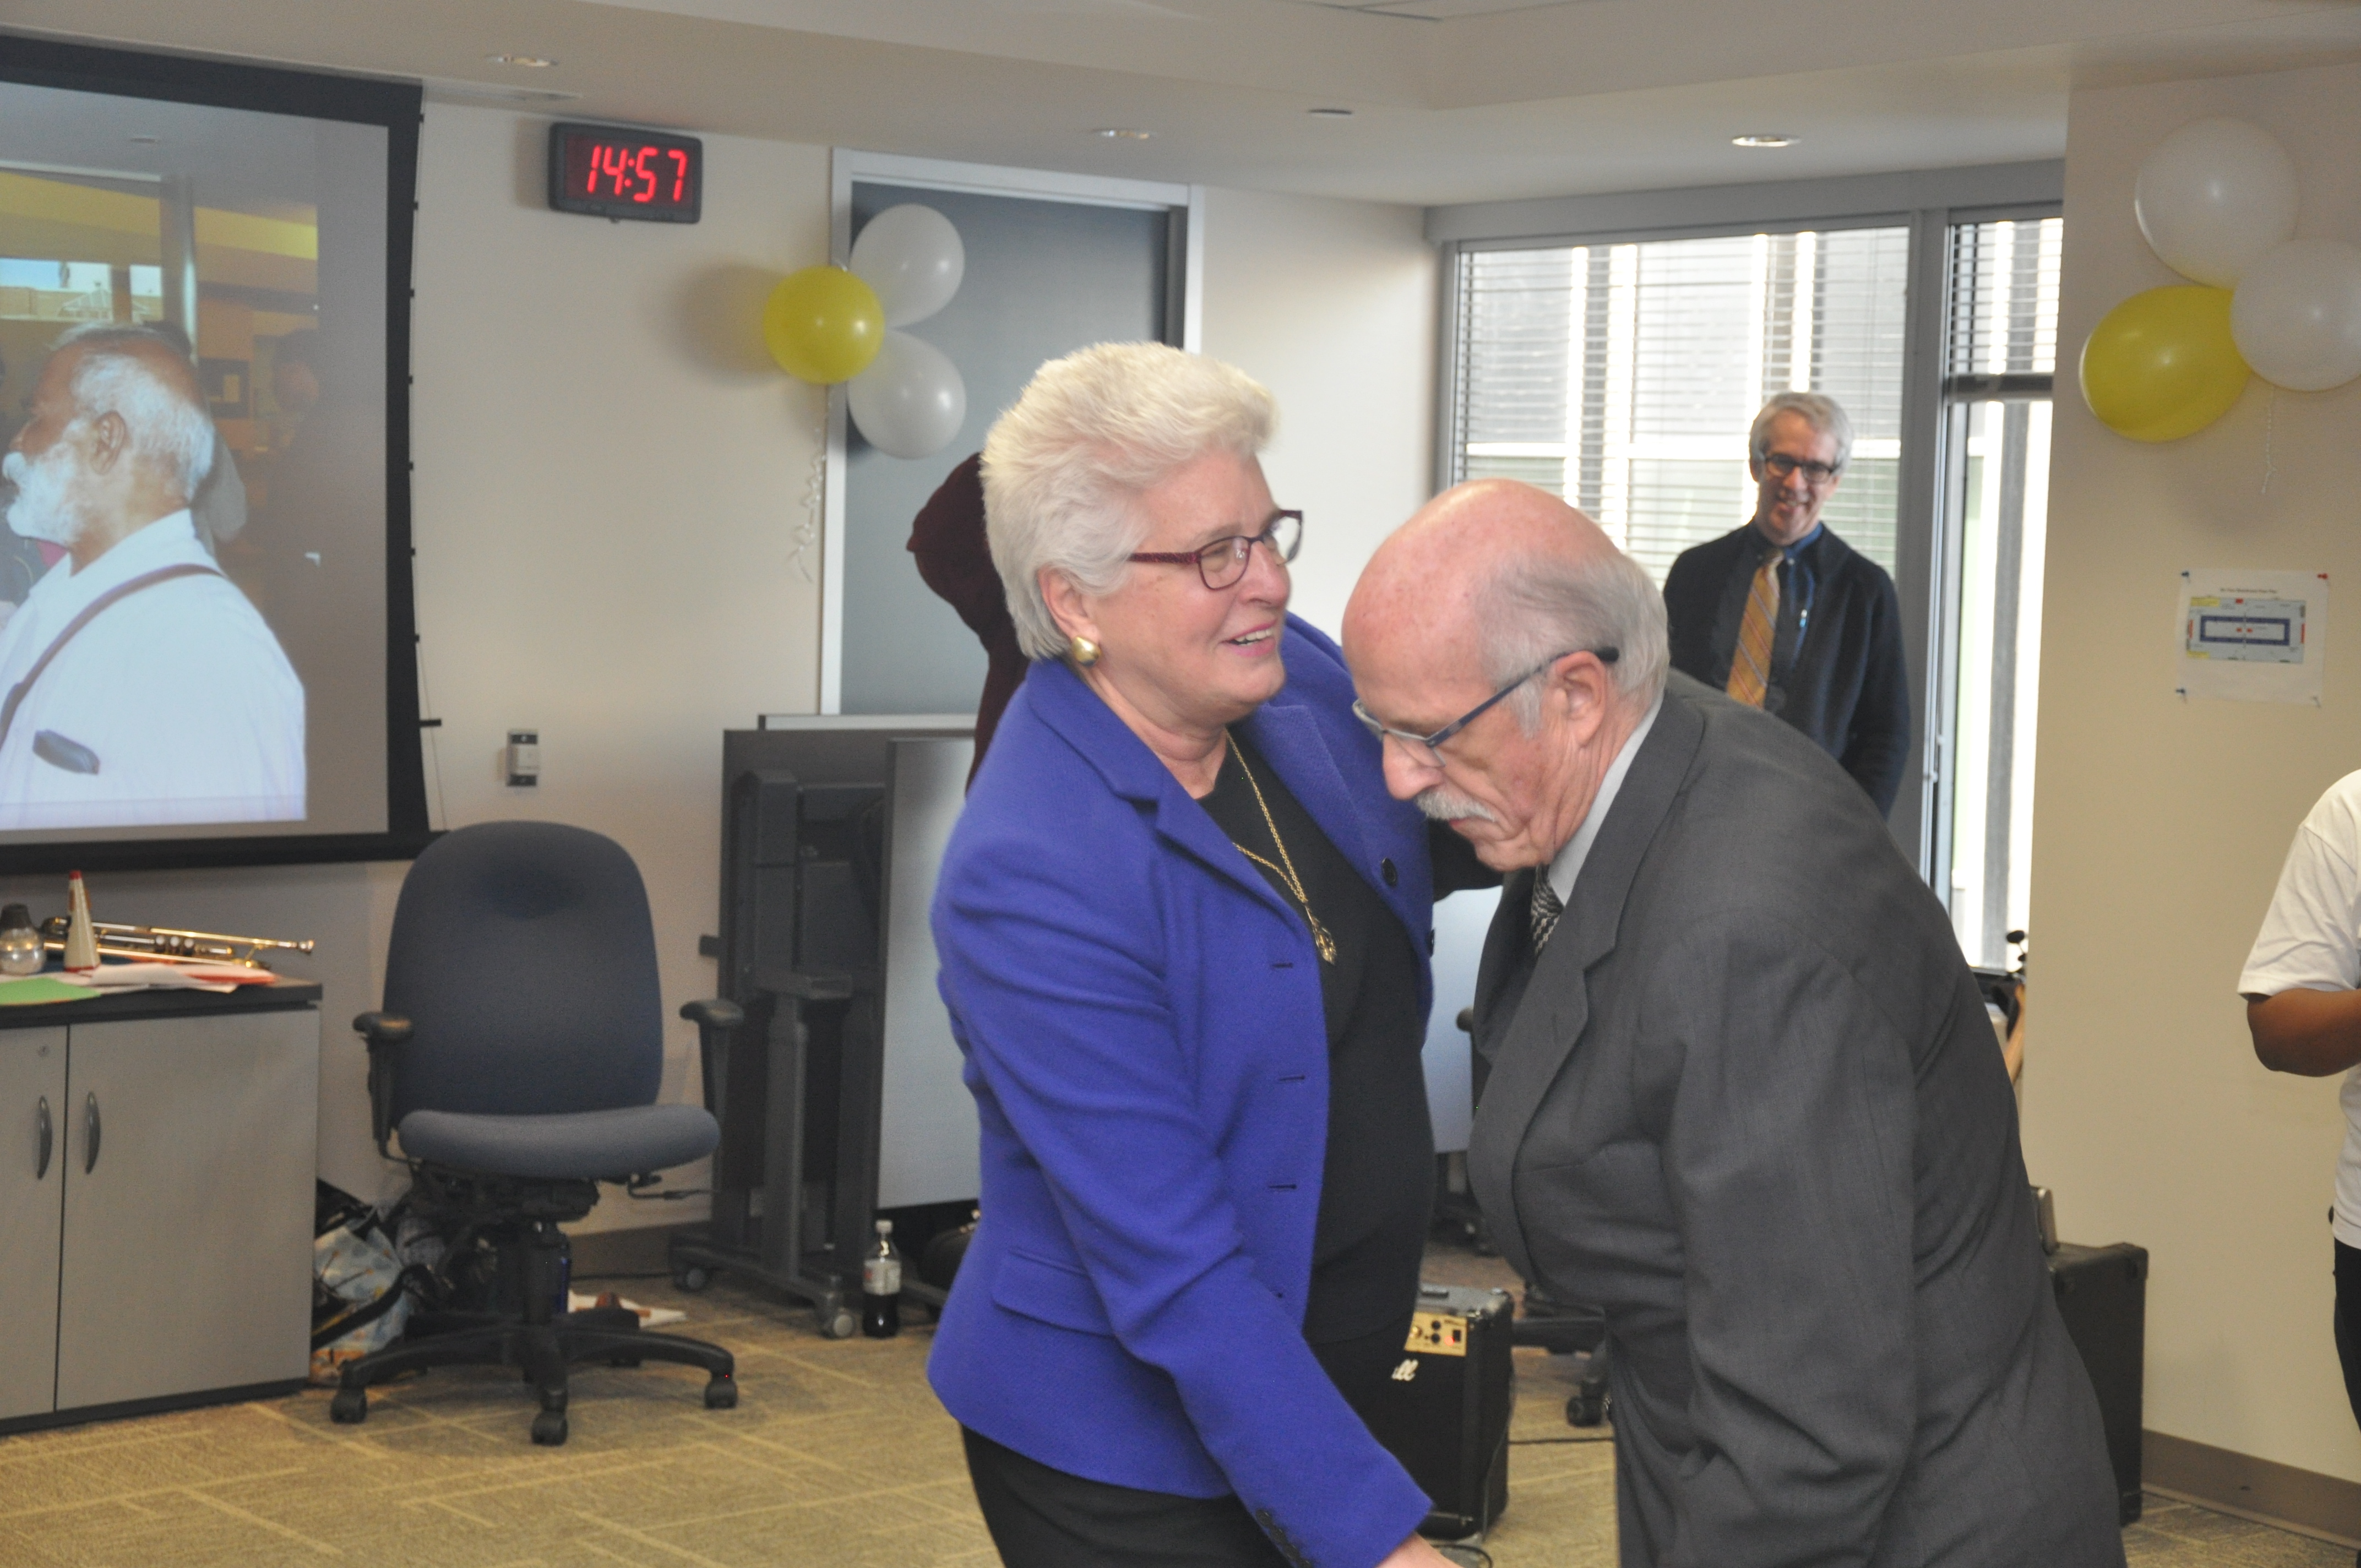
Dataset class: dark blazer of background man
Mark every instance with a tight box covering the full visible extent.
[1343,480,2123,1568]
[1661,391,1911,814]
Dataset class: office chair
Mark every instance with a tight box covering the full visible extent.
[328,820,741,1446]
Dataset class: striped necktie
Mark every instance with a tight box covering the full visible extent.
[1530,870,1564,952]
[1725,548,1781,707]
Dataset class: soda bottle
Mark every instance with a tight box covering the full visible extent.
[861,1218,902,1338]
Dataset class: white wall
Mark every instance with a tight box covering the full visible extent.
[400,106,831,1225]
[1198,186,1438,637]
[2027,58,2361,1480]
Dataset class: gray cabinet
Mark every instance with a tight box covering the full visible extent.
[0,995,318,1430]
[0,1027,67,1422]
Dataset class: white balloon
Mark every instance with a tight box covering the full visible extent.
[2232,239,2361,393]
[848,204,965,328]
[2134,117,2299,287]
[848,331,967,460]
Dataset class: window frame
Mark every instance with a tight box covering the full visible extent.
[1429,164,2064,889]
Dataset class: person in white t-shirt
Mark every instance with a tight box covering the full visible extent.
[2242,769,2361,1490]
[0,324,302,830]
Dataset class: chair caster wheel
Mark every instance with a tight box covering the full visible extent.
[531,1409,568,1446]
[673,1265,711,1293]
[1566,1392,1607,1428]
[704,1376,737,1410]
[820,1308,858,1340]
[329,1387,368,1425]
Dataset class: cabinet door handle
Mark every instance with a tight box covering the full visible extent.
[35,1097,50,1180]
[83,1092,99,1175]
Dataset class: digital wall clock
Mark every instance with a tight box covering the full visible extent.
[547,122,702,222]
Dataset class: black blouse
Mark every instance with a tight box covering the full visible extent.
[1198,730,1431,1346]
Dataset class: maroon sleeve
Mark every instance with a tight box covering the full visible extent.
[908,453,1029,783]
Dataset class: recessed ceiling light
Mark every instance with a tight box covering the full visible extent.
[487,53,557,68]
[1308,107,1354,118]
[1094,128,1152,140]
[1731,133,1796,149]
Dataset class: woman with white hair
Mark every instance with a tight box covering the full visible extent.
[927,342,1462,1568]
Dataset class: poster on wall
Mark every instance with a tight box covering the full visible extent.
[2174,568,2330,704]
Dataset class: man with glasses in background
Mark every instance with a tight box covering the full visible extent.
[1342,478,2123,1567]
[1661,390,1911,814]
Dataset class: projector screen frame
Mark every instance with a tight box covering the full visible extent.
[0,34,432,873]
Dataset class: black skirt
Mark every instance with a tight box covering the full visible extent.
[961,1313,1414,1567]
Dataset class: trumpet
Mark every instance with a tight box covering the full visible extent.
[37,917,315,970]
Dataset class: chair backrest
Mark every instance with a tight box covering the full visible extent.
[383,820,664,1121]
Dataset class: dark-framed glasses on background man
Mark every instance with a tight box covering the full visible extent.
[1352,647,1620,765]
[1129,509,1302,590]
[1761,453,1842,484]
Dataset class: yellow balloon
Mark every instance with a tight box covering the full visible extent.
[762,266,884,384]
[2078,285,2249,442]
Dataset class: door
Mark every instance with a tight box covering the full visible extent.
[56,1010,318,1409]
[0,1026,66,1420]
[837,178,1180,715]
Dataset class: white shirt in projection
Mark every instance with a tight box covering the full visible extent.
[2240,769,2361,1249]
[0,510,304,830]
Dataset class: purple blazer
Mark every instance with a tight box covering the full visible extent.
[928,616,1435,1568]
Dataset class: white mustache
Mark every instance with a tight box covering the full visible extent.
[1415,786,1496,824]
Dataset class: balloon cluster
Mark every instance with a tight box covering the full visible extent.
[760,204,970,459]
[2082,118,2361,442]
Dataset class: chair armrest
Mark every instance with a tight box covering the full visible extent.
[353,1011,414,1047]
[679,998,744,1033]
[680,1000,744,1123]
[352,1012,412,1155]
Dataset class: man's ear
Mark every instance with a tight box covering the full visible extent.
[1549,651,1614,743]
[83,411,130,476]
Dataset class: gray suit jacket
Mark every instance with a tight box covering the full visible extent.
[1469,673,2122,1568]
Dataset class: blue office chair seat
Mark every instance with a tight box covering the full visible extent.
[330,820,743,1446]
[398,1104,719,1180]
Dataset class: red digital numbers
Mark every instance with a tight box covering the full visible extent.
[585,142,662,203]
[552,124,699,222]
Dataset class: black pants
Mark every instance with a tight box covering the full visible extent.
[962,1314,1411,1567]
[2335,1240,2361,1431]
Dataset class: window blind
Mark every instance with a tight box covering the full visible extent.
[1455,225,1911,581]
[1944,216,2063,393]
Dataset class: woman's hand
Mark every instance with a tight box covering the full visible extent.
[1375,1532,1459,1568]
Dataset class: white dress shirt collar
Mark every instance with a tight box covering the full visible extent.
[1546,692,1663,904]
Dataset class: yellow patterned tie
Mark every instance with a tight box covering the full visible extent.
[1724,552,1780,707]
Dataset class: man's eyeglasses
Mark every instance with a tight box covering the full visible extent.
[1352,646,1620,765]
[1761,453,1842,486]
[1129,510,1303,591]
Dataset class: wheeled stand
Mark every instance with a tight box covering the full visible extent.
[329,1174,735,1445]
[666,981,951,1335]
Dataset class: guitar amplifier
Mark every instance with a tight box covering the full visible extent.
[2048,1241,2147,1526]
[1362,1283,1515,1540]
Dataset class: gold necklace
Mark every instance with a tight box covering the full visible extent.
[1223,731,1337,965]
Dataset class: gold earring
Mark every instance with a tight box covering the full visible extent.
[1067,634,1101,667]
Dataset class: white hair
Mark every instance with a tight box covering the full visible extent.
[1750,390,1853,472]
[53,323,215,499]
[1479,545,1669,729]
[983,342,1275,660]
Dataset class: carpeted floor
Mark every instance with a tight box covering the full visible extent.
[0,1244,2347,1567]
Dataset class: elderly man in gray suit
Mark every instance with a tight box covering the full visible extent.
[1342,479,2121,1568]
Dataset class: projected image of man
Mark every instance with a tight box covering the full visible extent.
[0,325,303,830]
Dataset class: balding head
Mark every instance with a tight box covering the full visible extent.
[1343,480,1667,871]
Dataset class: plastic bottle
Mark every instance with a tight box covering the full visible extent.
[861,1218,902,1338]
[0,905,42,976]
[63,873,97,972]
